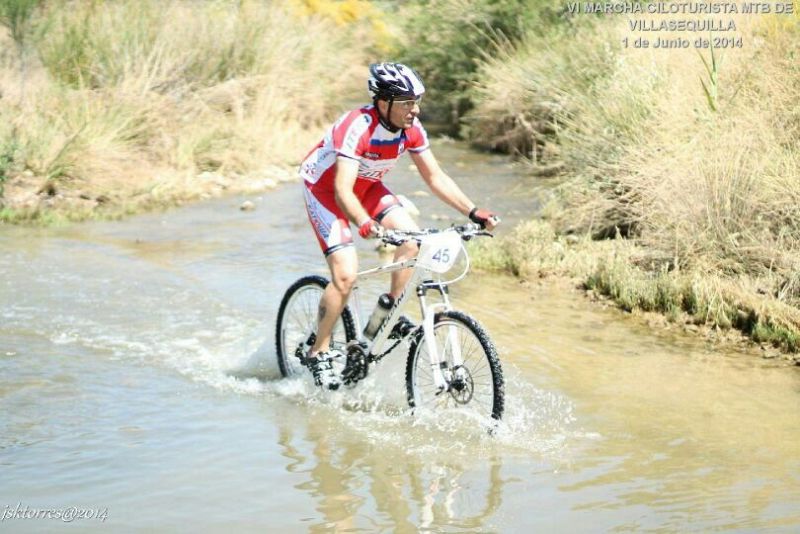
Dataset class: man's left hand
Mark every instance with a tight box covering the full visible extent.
[469,207,500,231]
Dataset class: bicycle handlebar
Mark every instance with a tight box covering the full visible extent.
[378,222,494,247]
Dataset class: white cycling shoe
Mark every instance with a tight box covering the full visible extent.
[307,351,342,391]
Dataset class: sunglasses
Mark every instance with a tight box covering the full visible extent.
[393,97,422,110]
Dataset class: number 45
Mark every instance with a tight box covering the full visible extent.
[432,248,451,263]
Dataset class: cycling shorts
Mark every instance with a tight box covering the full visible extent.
[303,179,401,256]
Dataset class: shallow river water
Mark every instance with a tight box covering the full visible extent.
[1,142,799,532]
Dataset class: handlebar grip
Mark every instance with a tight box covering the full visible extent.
[379,230,406,247]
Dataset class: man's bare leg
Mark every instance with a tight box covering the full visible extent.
[311,246,358,354]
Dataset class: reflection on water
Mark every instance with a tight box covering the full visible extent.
[274,409,508,533]
[1,141,799,531]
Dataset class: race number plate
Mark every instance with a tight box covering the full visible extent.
[416,232,462,274]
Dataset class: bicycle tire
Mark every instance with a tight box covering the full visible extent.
[405,310,504,420]
[275,275,357,378]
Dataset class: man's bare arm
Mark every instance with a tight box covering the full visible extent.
[411,150,474,215]
[411,149,499,231]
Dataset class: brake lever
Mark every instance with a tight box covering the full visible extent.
[379,229,410,247]
[459,230,493,241]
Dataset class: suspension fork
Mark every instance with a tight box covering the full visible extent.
[418,280,455,393]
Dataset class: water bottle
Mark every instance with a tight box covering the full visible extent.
[363,293,394,340]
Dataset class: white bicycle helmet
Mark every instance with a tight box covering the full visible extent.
[368,62,425,101]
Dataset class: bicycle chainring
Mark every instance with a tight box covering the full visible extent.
[342,344,369,386]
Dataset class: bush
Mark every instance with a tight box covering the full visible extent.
[456,12,800,355]
[0,137,17,197]
[470,14,800,282]
[397,0,567,130]
[0,0,41,49]
[0,0,43,102]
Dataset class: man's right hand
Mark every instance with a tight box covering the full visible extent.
[358,218,383,239]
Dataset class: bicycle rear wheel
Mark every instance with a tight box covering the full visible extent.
[275,275,356,378]
[406,310,504,420]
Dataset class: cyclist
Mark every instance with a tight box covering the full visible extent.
[299,62,499,390]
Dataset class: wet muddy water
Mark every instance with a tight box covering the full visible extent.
[2,142,799,532]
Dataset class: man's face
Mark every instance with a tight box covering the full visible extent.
[379,97,421,129]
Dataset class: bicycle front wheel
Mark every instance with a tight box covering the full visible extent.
[275,275,356,378]
[406,310,504,420]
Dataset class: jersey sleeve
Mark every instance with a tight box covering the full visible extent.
[331,110,372,160]
[405,118,430,153]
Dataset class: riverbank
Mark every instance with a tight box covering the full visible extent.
[0,163,299,224]
[0,0,387,224]
[469,220,800,364]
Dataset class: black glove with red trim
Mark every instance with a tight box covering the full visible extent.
[468,207,498,229]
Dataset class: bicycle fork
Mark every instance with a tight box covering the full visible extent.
[418,285,463,394]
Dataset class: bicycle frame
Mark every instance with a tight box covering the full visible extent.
[349,229,469,391]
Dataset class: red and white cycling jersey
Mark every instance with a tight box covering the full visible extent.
[299,105,429,192]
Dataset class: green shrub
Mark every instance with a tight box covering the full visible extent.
[0,135,19,197]
[0,0,41,48]
[0,0,44,101]
[397,0,567,129]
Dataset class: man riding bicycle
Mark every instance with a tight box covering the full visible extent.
[300,62,499,390]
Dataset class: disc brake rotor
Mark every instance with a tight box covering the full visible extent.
[448,365,474,404]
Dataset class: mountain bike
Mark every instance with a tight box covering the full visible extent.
[275,223,504,421]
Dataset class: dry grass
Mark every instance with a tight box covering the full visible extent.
[605,16,800,293]
[468,14,800,356]
[470,219,800,357]
[0,0,379,221]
